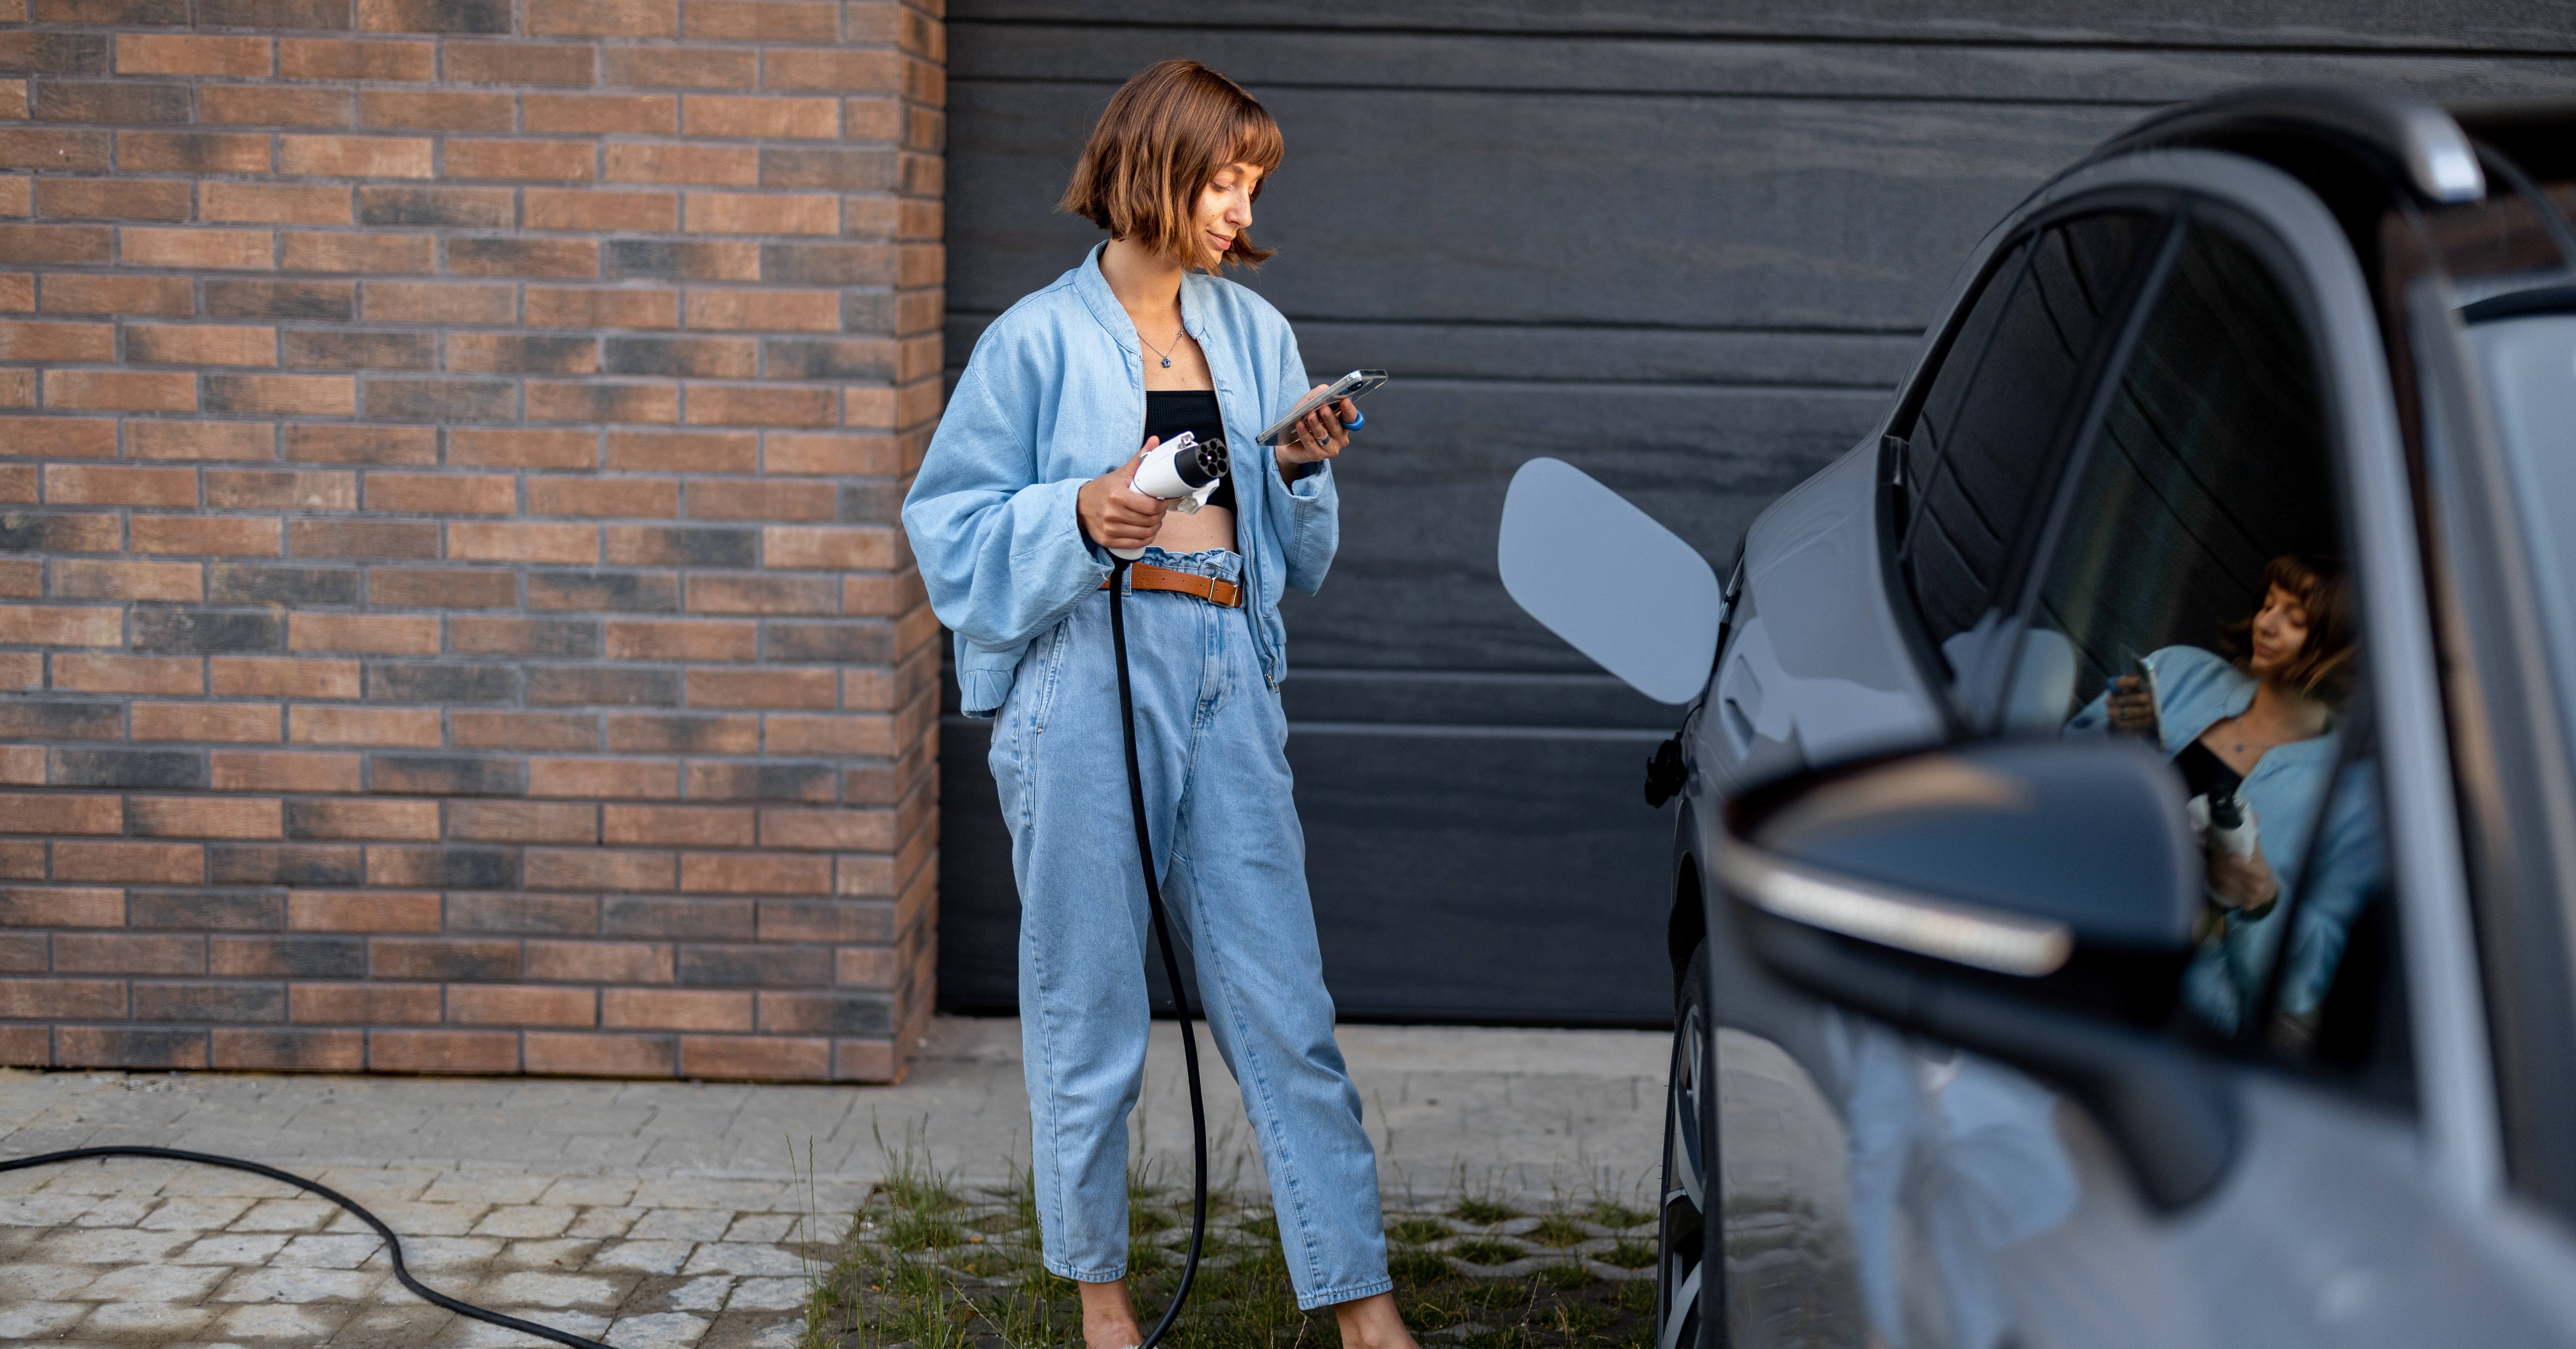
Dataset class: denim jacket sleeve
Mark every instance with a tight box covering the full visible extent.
[1263,326,1339,597]
[901,315,1114,653]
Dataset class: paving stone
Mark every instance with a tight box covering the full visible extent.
[475,1270,625,1308]
[591,1239,696,1274]
[74,1259,230,1301]
[421,1172,556,1206]
[499,1236,599,1269]
[730,1277,809,1311]
[566,1205,646,1239]
[274,1232,386,1268]
[0,1193,100,1225]
[630,1179,788,1211]
[174,1230,295,1264]
[666,1273,735,1310]
[142,1195,259,1229]
[74,1194,159,1225]
[0,1263,100,1299]
[628,1209,733,1241]
[324,1200,489,1236]
[721,1213,796,1242]
[0,1303,91,1338]
[231,1197,340,1232]
[470,1204,578,1238]
[681,1242,806,1277]
[216,1301,352,1338]
[35,1226,198,1262]
[542,1176,640,1207]
[454,1307,609,1346]
[215,1264,384,1302]
[81,1302,218,1335]
[372,1234,505,1270]
[609,1310,711,1347]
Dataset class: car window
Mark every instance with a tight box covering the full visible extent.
[1898,211,2162,686]
[2004,220,2409,1101]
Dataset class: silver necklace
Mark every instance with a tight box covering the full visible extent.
[1140,322,1183,369]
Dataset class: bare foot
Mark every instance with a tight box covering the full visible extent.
[1079,1276,1144,1349]
[1334,1290,1421,1349]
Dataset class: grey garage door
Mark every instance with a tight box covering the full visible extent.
[934,1,2576,1026]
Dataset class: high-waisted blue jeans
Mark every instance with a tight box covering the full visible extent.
[987,547,1391,1311]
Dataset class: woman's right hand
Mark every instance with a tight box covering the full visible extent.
[2106,674,2160,739]
[1078,440,1170,553]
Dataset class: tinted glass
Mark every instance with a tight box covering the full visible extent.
[2007,222,2404,1094]
[1900,212,2160,665]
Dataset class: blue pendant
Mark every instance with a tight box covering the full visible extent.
[1160,356,1172,368]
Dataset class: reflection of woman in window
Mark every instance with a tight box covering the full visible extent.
[2068,556,2382,1037]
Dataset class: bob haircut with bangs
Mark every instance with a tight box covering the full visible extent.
[1059,60,1284,271]
[2226,554,2357,703]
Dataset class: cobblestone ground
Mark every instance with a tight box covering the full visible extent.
[0,1017,1666,1347]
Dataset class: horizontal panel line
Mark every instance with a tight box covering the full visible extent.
[954,74,2176,107]
[950,16,2576,61]
[947,311,1928,338]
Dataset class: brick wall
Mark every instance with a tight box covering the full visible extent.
[0,0,946,1080]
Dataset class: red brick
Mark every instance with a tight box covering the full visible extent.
[446,139,597,182]
[51,559,202,601]
[679,851,829,895]
[368,566,516,609]
[0,885,125,927]
[678,1034,826,1079]
[530,380,683,423]
[363,280,515,324]
[281,37,435,81]
[447,521,598,564]
[451,711,600,750]
[523,1031,673,1076]
[288,705,440,746]
[689,0,836,38]
[446,427,597,469]
[446,332,602,375]
[0,319,110,360]
[529,757,680,799]
[602,619,753,662]
[0,131,110,175]
[288,889,440,932]
[365,471,516,515]
[523,189,676,233]
[292,982,441,1023]
[602,429,753,472]
[606,712,756,754]
[131,516,284,556]
[203,373,357,416]
[602,45,756,88]
[683,93,836,138]
[0,223,110,265]
[35,179,189,224]
[523,846,674,890]
[128,425,280,467]
[692,383,838,427]
[8,416,117,457]
[835,1038,897,1081]
[447,235,598,277]
[199,85,353,127]
[127,797,280,839]
[441,41,596,86]
[56,933,203,975]
[603,803,752,848]
[686,572,836,615]
[288,613,440,655]
[130,702,280,743]
[123,325,274,369]
[0,657,37,694]
[285,796,438,839]
[605,142,757,186]
[525,92,676,133]
[369,1029,519,1073]
[685,667,835,710]
[42,274,193,317]
[210,655,361,699]
[203,182,352,226]
[450,617,599,655]
[280,135,434,178]
[42,371,197,414]
[57,1028,208,1070]
[213,1028,366,1071]
[602,987,748,1030]
[447,984,595,1027]
[46,465,200,508]
[525,939,670,983]
[0,978,125,1023]
[527,477,676,518]
[835,945,898,986]
[684,289,837,330]
[54,841,202,884]
[283,424,436,465]
[763,525,895,570]
[203,471,356,514]
[527,286,678,328]
[760,806,893,850]
[116,32,271,76]
[359,89,513,131]
[447,799,596,843]
[117,130,272,173]
[280,231,436,274]
[1,509,120,553]
[52,654,201,695]
[211,750,363,793]
[0,606,121,646]
[687,192,836,235]
[119,227,274,272]
[762,47,898,92]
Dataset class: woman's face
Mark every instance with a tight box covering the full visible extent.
[1194,161,1263,268]
[2248,584,2312,680]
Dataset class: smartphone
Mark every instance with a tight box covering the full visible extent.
[1257,369,1388,446]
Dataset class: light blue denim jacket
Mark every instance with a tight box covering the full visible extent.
[2069,645,2385,1028]
[902,244,1338,716]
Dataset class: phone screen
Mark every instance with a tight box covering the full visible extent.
[1258,370,1388,445]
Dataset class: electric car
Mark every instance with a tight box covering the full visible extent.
[1502,87,2576,1347]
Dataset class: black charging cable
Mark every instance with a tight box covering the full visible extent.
[0,1145,619,1349]
[1106,555,1212,1349]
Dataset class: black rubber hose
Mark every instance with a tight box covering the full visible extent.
[0,1144,619,1349]
[1108,556,1212,1349]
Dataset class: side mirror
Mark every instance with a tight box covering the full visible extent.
[1497,458,1723,705]
[1723,737,2240,1211]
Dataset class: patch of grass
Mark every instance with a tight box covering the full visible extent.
[1529,1216,1589,1248]
[1602,1241,1657,1271]
[810,1129,1658,1347]
[1591,1201,1651,1230]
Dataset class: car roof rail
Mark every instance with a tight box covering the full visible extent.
[2090,83,2485,205]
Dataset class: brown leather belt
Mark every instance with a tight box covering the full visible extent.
[1101,562,1242,608]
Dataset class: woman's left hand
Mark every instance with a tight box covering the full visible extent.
[2207,844,2281,917]
[1275,387,1356,473]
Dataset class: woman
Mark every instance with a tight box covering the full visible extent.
[2069,555,2382,1039]
[900,61,1417,1349]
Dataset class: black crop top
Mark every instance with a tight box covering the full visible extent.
[1144,390,1232,515]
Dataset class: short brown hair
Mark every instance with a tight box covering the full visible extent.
[1059,60,1283,270]
[2229,554,2357,701]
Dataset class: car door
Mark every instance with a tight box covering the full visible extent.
[1706,152,2559,1349]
